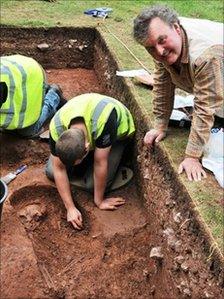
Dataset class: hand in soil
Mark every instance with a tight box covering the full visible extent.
[67,207,83,230]
[144,129,166,147]
[178,157,207,181]
[98,197,125,210]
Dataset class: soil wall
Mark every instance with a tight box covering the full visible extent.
[1,26,95,69]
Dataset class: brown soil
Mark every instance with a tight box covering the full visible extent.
[1,69,155,299]
[0,27,223,299]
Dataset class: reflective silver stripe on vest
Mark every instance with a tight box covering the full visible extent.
[92,98,121,137]
[54,111,66,138]
[92,98,130,138]
[0,65,15,128]
[1,58,27,128]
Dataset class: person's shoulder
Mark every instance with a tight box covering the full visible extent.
[195,45,223,66]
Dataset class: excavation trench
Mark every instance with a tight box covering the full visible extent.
[0,27,223,299]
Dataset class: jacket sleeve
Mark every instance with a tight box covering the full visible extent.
[153,60,175,131]
[185,46,223,158]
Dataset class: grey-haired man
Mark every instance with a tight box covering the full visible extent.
[133,5,223,182]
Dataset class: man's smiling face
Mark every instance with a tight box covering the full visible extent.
[144,17,182,65]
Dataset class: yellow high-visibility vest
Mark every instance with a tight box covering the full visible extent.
[0,54,44,129]
[50,93,135,148]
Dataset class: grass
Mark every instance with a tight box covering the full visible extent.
[1,0,224,252]
[1,0,223,27]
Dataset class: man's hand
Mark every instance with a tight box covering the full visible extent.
[144,129,166,147]
[178,157,207,182]
[67,207,83,230]
[97,197,126,210]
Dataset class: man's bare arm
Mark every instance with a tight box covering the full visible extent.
[93,147,125,210]
[52,154,83,229]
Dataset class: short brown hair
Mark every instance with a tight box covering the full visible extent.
[55,128,86,165]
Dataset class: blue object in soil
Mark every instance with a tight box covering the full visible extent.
[84,7,113,18]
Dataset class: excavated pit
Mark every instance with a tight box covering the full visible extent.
[0,27,223,299]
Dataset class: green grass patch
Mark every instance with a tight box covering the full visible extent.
[1,0,223,27]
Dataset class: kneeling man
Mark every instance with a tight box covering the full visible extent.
[46,93,135,230]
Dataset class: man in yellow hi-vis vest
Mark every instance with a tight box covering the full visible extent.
[45,93,135,230]
[0,54,65,137]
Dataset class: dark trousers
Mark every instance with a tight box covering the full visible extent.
[45,140,129,193]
